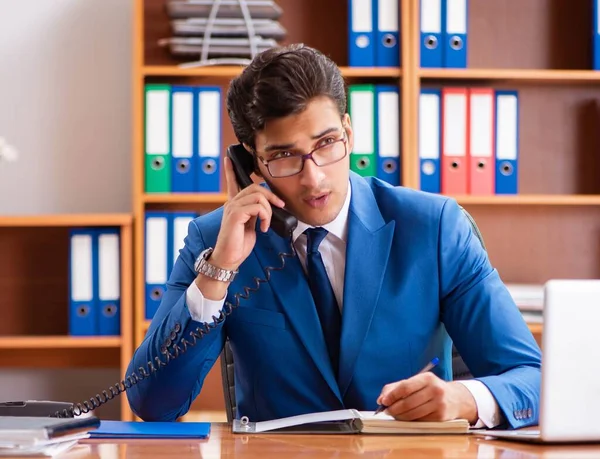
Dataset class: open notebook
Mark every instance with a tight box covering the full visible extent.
[232,409,470,435]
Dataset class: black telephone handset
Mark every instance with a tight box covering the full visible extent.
[226,144,298,238]
[1,147,299,419]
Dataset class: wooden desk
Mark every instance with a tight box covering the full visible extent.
[34,424,595,458]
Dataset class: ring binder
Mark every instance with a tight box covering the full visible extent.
[425,35,438,49]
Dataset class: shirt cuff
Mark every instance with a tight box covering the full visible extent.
[457,380,504,428]
[185,280,227,323]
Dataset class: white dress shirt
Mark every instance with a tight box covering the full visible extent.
[185,183,503,428]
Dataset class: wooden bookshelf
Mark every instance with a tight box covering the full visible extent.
[143,193,229,204]
[144,65,402,79]
[404,0,600,291]
[0,214,134,420]
[419,68,600,84]
[0,336,122,349]
[0,214,132,227]
[528,324,543,336]
[454,195,600,206]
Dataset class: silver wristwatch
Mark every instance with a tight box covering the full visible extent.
[194,247,238,282]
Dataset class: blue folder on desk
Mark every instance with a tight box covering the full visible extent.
[89,421,210,439]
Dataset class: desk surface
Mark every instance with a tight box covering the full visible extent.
[51,423,600,458]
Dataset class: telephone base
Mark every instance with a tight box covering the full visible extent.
[0,400,74,417]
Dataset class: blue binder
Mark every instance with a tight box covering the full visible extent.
[97,228,121,336]
[144,212,171,320]
[594,0,600,70]
[349,0,375,66]
[418,88,441,193]
[171,86,196,193]
[375,85,400,186]
[196,87,222,193]
[494,90,519,195]
[420,0,443,67]
[443,0,468,68]
[68,229,98,336]
[375,0,400,67]
[171,212,197,269]
[90,421,210,439]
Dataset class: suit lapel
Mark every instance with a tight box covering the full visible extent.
[338,174,395,397]
[253,230,343,403]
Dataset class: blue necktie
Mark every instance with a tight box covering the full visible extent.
[305,227,341,376]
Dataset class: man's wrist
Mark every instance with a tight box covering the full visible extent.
[209,248,240,272]
[194,273,229,302]
[449,381,479,424]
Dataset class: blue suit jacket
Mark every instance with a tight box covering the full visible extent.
[126,172,541,428]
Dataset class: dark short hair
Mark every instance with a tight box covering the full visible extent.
[226,43,347,150]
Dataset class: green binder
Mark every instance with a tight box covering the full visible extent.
[144,84,171,193]
[348,84,376,177]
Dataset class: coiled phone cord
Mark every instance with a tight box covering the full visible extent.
[55,238,297,418]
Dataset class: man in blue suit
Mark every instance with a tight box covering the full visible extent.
[126,44,541,429]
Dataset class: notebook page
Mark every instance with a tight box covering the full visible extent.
[251,409,358,433]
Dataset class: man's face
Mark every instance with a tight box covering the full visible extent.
[250,96,354,227]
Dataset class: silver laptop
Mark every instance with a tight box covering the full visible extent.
[475,279,600,443]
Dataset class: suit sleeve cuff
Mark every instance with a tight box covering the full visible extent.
[457,380,504,428]
[185,280,226,323]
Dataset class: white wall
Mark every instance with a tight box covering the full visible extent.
[0,0,133,420]
[0,0,132,214]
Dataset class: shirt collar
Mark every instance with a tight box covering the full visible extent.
[292,181,351,243]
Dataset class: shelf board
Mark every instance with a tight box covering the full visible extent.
[0,336,122,349]
[419,68,600,83]
[453,195,600,205]
[143,65,401,79]
[528,323,543,335]
[0,214,132,227]
[143,193,228,204]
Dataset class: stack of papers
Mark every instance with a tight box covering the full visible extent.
[0,433,89,457]
[505,283,544,324]
[159,0,287,62]
[0,416,99,457]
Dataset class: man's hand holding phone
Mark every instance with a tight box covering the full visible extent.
[194,156,286,300]
[211,156,285,270]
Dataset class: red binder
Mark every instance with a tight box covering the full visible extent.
[468,88,495,195]
[441,87,469,195]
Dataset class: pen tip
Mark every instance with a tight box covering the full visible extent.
[432,357,439,365]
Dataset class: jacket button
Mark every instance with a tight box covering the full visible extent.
[174,323,182,332]
[164,338,172,347]
[527,408,532,417]
[170,331,177,340]
[160,345,167,354]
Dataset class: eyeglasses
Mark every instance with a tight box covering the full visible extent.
[256,132,348,178]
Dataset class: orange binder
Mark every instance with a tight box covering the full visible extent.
[441,87,469,195]
[468,88,495,195]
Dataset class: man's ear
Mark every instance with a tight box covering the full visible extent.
[342,113,354,152]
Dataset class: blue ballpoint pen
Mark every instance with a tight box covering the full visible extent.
[374,357,440,415]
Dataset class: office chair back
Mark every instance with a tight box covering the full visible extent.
[219,206,485,422]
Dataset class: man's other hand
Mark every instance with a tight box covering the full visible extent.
[377,372,478,423]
